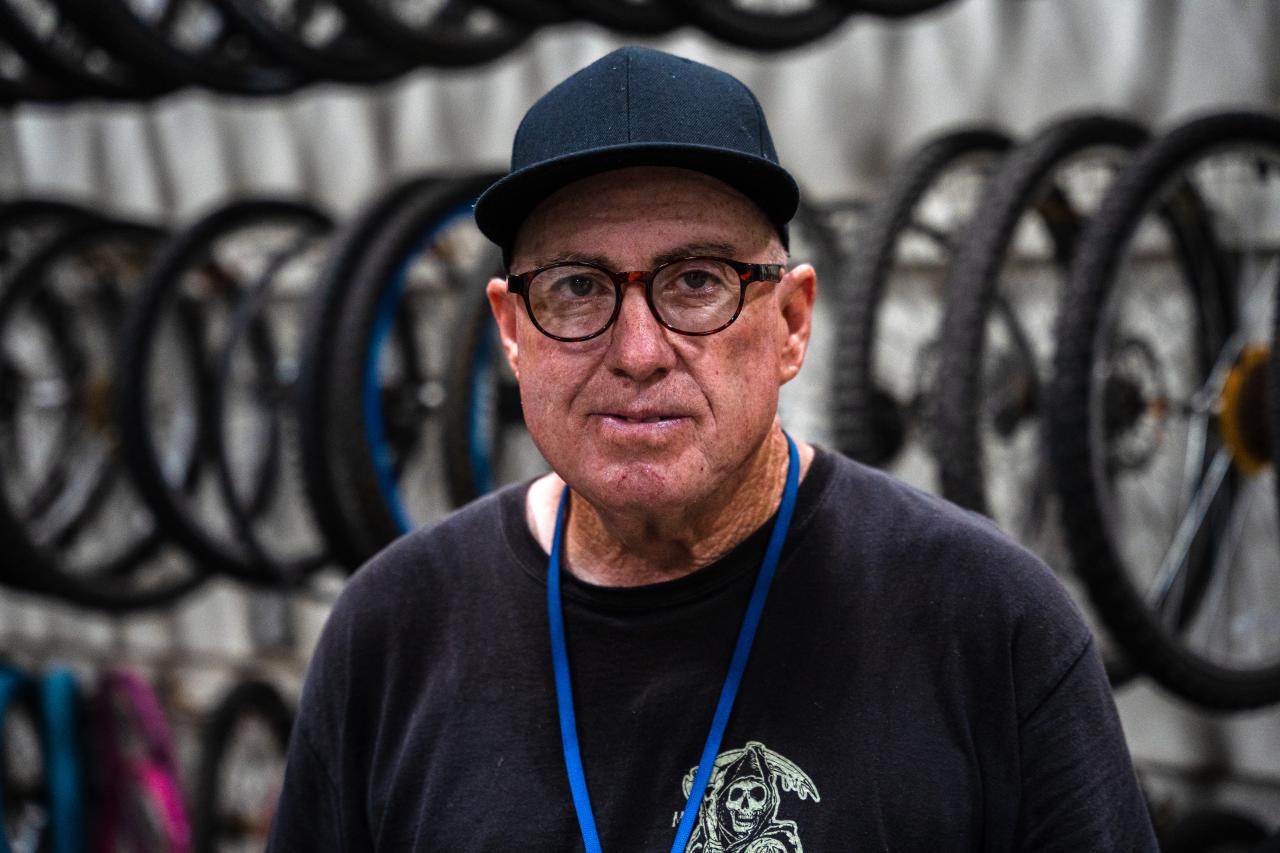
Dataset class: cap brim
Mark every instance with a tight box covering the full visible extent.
[474,143,800,267]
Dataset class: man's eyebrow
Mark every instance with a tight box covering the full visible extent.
[529,242,741,271]
[651,242,739,266]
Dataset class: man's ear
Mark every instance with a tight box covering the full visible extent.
[776,263,816,385]
[487,277,521,381]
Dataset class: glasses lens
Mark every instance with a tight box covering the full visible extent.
[652,258,741,333]
[527,265,617,339]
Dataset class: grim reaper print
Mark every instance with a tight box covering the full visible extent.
[679,742,820,853]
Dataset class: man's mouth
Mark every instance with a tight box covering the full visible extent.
[608,415,678,423]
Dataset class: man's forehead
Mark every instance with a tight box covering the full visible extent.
[511,166,778,269]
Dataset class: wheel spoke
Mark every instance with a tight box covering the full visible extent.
[1149,447,1233,618]
[1189,474,1259,663]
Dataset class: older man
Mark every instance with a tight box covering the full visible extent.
[268,47,1156,852]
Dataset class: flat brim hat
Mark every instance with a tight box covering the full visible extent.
[474,46,800,268]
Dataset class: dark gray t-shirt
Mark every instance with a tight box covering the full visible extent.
[267,447,1157,852]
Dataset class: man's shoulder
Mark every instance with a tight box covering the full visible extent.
[326,481,529,626]
[810,448,1085,629]
[815,448,1034,567]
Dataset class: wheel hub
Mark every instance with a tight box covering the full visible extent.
[1217,344,1271,475]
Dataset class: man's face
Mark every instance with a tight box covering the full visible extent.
[487,166,815,517]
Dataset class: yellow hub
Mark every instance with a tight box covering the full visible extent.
[1217,344,1271,475]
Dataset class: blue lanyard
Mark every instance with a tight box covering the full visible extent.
[547,434,801,853]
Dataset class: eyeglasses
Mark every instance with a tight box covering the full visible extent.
[505,256,786,342]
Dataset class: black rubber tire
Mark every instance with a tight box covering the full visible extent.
[832,126,1013,468]
[558,0,686,34]
[0,41,74,104]
[441,283,533,507]
[1160,807,1267,853]
[1256,829,1280,853]
[682,0,849,50]
[1048,110,1280,710]
[191,679,293,853]
[328,173,502,563]
[841,0,955,16]
[294,176,442,573]
[1272,268,1280,556]
[116,199,332,587]
[0,220,206,612]
[936,114,1151,517]
[331,0,530,66]
[58,0,309,96]
[0,666,47,849]
[209,0,414,84]
[206,229,336,587]
[480,0,572,25]
[0,0,167,99]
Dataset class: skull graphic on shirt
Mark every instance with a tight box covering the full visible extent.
[680,741,819,853]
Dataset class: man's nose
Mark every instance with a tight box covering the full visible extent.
[604,282,676,381]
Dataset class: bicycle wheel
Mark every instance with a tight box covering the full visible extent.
[207,227,336,586]
[1159,806,1268,853]
[1272,266,1280,541]
[117,199,332,587]
[0,220,207,612]
[295,176,441,572]
[442,282,545,507]
[210,0,414,83]
[479,0,571,25]
[0,665,47,853]
[0,37,70,103]
[59,0,308,95]
[559,0,685,34]
[332,0,529,66]
[329,172,503,562]
[936,115,1149,532]
[0,0,165,99]
[1049,110,1280,709]
[40,668,85,853]
[839,0,954,16]
[91,669,190,853]
[191,679,292,853]
[832,127,1012,491]
[682,0,848,50]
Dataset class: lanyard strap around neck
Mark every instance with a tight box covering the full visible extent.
[547,433,801,853]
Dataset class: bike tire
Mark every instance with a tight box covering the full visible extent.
[441,282,542,507]
[1048,110,1280,710]
[1160,806,1267,853]
[209,0,414,84]
[480,0,572,25]
[842,0,954,16]
[0,665,47,853]
[191,679,292,853]
[0,0,166,99]
[58,0,308,96]
[0,219,207,613]
[1272,268,1280,550]
[682,0,849,51]
[207,228,336,586]
[558,0,685,34]
[832,126,1012,471]
[329,172,502,562]
[91,669,190,853]
[294,176,442,572]
[116,198,332,587]
[40,668,85,853]
[331,0,530,67]
[936,114,1150,516]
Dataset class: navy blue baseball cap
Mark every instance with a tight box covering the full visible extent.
[474,46,800,268]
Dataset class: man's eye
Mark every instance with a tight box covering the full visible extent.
[678,270,716,290]
[556,276,601,298]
